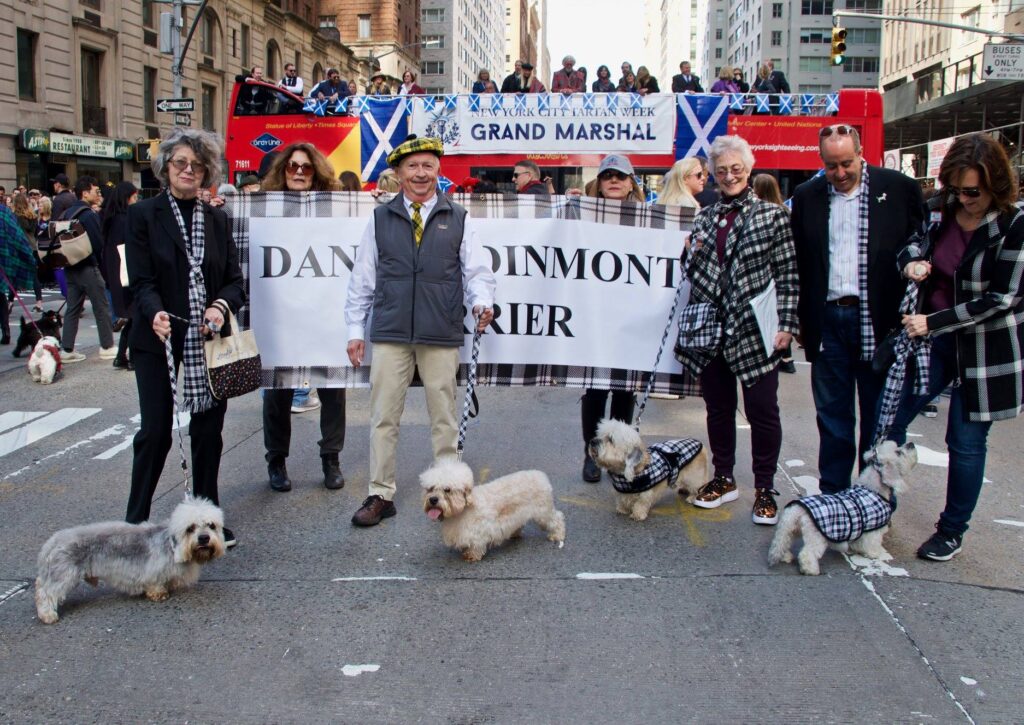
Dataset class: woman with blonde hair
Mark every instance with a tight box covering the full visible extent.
[658,157,704,208]
[710,66,739,95]
[636,66,660,95]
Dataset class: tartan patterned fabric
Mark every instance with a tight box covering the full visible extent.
[828,167,875,360]
[0,205,37,292]
[676,191,799,385]
[607,438,704,494]
[227,192,700,394]
[789,485,894,543]
[386,135,444,167]
[411,201,423,245]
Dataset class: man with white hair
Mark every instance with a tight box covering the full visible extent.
[551,55,584,94]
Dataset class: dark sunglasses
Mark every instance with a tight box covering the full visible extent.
[286,161,313,174]
[946,185,982,198]
[688,171,705,179]
[599,170,629,181]
[819,124,855,139]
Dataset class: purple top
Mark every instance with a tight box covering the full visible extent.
[710,79,739,94]
[927,221,972,313]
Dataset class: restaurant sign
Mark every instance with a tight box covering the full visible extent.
[20,129,134,160]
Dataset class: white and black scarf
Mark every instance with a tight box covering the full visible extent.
[856,167,874,360]
[166,189,214,413]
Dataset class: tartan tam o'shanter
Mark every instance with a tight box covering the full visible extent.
[387,135,444,167]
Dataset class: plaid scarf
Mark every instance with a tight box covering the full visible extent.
[0,206,37,292]
[166,190,214,413]
[856,168,874,360]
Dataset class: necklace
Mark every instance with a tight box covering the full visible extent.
[718,216,729,228]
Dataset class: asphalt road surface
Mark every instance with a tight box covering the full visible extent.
[1,294,1022,723]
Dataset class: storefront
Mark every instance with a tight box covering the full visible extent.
[18,129,134,190]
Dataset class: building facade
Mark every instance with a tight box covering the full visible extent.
[320,0,420,89]
[503,0,545,77]
[645,0,701,84]
[1,0,360,191]
[419,0,505,94]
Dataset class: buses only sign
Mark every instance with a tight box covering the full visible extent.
[982,43,1024,81]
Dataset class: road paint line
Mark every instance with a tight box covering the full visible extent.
[0,408,103,458]
[341,664,380,677]
[960,676,977,686]
[784,459,805,468]
[793,475,821,497]
[994,519,1024,528]
[93,435,135,460]
[0,582,29,606]
[576,572,644,580]
[847,554,909,577]
[332,576,417,582]
[5,423,125,478]
[0,412,48,435]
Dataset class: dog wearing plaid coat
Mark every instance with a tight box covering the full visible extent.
[768,441,917,575]
[588,419,708,521]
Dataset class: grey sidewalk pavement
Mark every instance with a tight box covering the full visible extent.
[0,342,1021,722]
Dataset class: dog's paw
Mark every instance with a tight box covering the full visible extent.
[37,609,59,624]
[461,549,484,562]
[797,561,821,576]
[145,588,169,602]
[629,509,650,522]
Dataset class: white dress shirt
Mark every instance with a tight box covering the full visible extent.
[279,75,304,95]
[827,182,863,301]
[345,193,496,341]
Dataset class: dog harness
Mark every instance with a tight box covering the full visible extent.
[608,439,704,494]
[788,486,895,543]
[41,343,63,373]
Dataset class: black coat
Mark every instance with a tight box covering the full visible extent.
[126,194,245,356]
[671,74,703,93]
[768,70,790,94]
[103,212,130,318]
[500,73,523,93]
[791,165,925,362]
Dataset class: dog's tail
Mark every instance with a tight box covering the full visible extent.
[767,506,800,566]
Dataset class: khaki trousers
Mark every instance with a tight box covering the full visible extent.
[369,342,460,500]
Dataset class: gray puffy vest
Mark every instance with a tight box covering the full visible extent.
[369,193,468,346]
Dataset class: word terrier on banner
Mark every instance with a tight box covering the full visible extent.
[227,193,699,395]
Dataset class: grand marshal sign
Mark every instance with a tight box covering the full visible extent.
[20,129,133,160]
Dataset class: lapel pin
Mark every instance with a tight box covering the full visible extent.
[876,192,887,203]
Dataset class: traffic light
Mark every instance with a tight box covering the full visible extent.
[831,27,848,66]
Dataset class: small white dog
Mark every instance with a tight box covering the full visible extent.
[28,335,62,385]
[768,441,918,575]
[35,497,226,623]
[420,457,566,561]
[588,418,709,521]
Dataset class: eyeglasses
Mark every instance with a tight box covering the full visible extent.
[169,157,206,174]
[687,171,705,179]
[599,171,629,181]
[819,124,855,139]
[512,170,532,179]
[28,191,41,197]
[946,185,983,198]
[714,165,745,178]
[286,161,313,175]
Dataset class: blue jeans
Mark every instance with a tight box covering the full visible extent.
[885,334,991,536]
[292,387,311,406]
[811,304,884,494]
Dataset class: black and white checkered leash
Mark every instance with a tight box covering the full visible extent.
[633,266,689,430]
[163,312,194,496]
[456,314,484,461]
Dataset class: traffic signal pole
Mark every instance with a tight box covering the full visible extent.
[833,10,1024,42]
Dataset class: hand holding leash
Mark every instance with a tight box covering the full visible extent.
[153,311,172,341]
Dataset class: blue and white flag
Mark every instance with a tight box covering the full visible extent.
[583,93,595,110]
[360,97,409,182]
[437,174,454,193]
[444,95,458,111]
[606,93,619,111]
[491,94,505,111]
[826,93,840,114]
[778,94,795,115]
[333,97,348,115]
[560,93,572,110]
[755,94,770,113]
[538,94,550,111]
[514,94,528,112]
[729,93,745,111]
[630,93,643,110]
[675,94,729,160]
[800,94,817,113]
[468,94,481,112]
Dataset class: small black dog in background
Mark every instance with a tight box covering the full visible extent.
[13,310,62,358]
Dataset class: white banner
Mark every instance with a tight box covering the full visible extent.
[408,92,677,155]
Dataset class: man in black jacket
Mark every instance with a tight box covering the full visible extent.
[501,59,524,93]
[791,125,924,494]
[671,61,703,93]
[766,60,790,93]
[50,173,76,221]
[60,175,116,362]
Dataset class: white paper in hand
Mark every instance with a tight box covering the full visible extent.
[749,279,779,358]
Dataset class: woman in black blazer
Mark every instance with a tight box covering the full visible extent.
[125,128,245,545]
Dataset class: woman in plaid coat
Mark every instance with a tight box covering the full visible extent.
[885,134,1024,562]
[676,135,799,525]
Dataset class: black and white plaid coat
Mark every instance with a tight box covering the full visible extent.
[788,485,895,543]
[608,438,704,494]
[899,203,1024,422]
[677,191,799,385]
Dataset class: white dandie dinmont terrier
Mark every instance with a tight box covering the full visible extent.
[768,441,918,575]
[588,418,709,521]
[28,335,62,385]
[35,497,226,623]
[420,457,566,561]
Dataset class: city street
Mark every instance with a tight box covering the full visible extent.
[1,296,1022,723]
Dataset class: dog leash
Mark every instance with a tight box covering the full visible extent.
[456,313,484,461]
[0,263,44,338]
[162,313,193,496]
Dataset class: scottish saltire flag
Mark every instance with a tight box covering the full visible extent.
[515,94,528,112]
[360,97,408,182]
[437,175,455,193]
[606,93,619,110]
[491,94,505,111]
[630,93,643,110]
[538,94,550,111]
[778,94,795,114]
[333,97,348,115]
[826,93,840,113]
[729,93,745,111]
[801,94,816,113]
[302,97,317,113]
[675,94,729,160]
[469,94,481,112]
[583,93,595,110]
[755,94,770,113]
[444,95,458,111]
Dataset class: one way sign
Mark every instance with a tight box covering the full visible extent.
[982,43,1024,81]
[156,97,195,113]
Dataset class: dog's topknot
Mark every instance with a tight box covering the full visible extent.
[419,457,474,491]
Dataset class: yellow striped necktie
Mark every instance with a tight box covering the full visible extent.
[411,202,423,245]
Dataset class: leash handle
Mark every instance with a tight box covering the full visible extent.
[162,320,192,496]
[456,313,484,460]
[634,265,689,429]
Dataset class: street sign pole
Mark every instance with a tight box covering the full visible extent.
[171,0,182,100]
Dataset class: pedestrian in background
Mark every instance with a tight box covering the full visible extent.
[512,159,549,196]
[339,170,361,191]
[885,133,1024,561]
[101,181,139,370]
[11,193,43,311]
[0,204,38,345]
[658,157,705,209]
[260,142,347,493]
[501,60,524,93]
[676,135,798,525]
[125,128,244,546]
[753,173,796,374]
[50,173,76,221]
[617,71,638,93]
[733,68,750,94]
[472,69,495,94]
[398,70,425,96]
[693,157,720,207]
[617,61,634,89]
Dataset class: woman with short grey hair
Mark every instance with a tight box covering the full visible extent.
[125,127,245,546]
[675,134,798,526]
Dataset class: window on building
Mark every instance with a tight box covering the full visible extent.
[200,14,216,56]
[142,0,155,28]
[422,60,445,74]
[715,28,723,40]
[424,34,444,48]
[241,24,250,66]
[771,30,782,46]
[800,0,833,15]
[202,84,216,131]
[715,47,723,59]
[17,29,37,101]
[294,51,301,77]
[143,65,157,123]
[800,83,832,93]
[772,2,783,17]
[358,14,371,39]
[318,15,336,28]
[799,55,831,72]
[422,8,445,23]
[799,29,830,43]
[844,56,880,73]
[81,47,105,135]
[846,27,881,44]
[845,0,882,11]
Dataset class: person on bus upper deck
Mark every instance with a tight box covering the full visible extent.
[512,160,549,196]
[592,65,616,93]
[636,66,660,95]
[517,63,546,93]
[310,68,346,103]
[551,55,585,94]
[790,124,924,496]
[764,60,790,94]
[501,59,524,93]
[671,61,704,93]
[616,71,638,94]
[472,70,495,94]
[398,70,426,96]
[617,61,634,89]
[366,72,392,96]
[240,65,273,114]
[733,68,750,94]
[278,63,304,95]
[710,66,740,95]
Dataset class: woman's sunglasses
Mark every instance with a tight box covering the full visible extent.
[286,161,313,175]
[599,171,629,181]
[946,185,982,198]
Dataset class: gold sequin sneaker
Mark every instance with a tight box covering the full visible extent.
[692,476,739,509]
[752,488,780,525]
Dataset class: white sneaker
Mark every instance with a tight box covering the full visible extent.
[291,389,321,414]
[62,350,87,363]
[98,346,118,360]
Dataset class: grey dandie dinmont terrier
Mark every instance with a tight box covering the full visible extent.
[35,497,226,623]
[588,418,709,521]
[768,441,918,575]
[420,457,566,561]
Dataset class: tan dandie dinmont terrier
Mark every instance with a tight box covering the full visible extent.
[35,497,226,623]
[420,457,566,561]
[588,418,709,521]
[768,441,918,575]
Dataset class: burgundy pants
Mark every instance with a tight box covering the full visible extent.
[699,355,781,489]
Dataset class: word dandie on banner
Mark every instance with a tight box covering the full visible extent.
[229,194,699,395]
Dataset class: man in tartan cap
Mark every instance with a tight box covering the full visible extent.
[345,135,496,526]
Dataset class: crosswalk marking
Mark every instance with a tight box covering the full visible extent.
[92,412,188,461]
[0,412,48,435]
[0,408,102,458]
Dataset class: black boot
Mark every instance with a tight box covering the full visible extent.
[582,453,601,483]
[322,455,345,490]
[268,459,292,492]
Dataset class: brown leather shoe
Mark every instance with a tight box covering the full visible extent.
[351,495,396,527]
